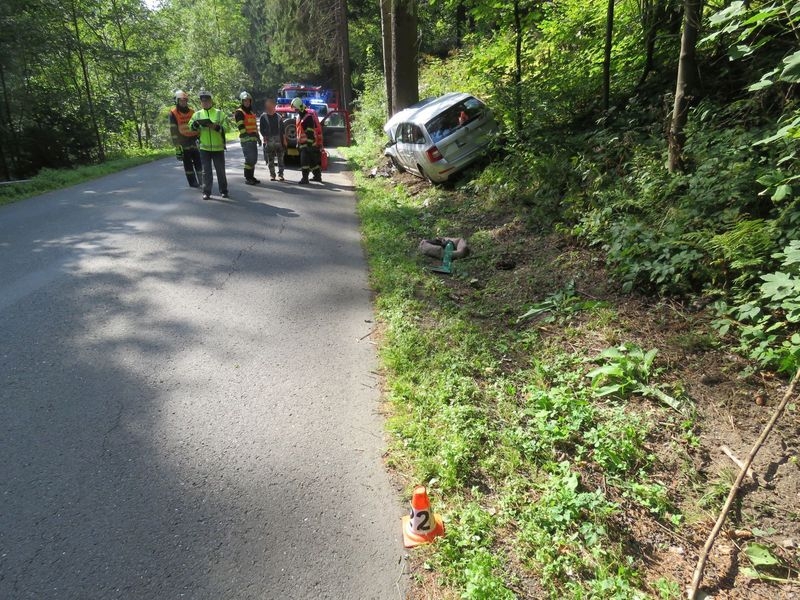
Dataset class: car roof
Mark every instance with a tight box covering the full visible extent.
[383,96,438,135]
[383,92,474,134]
[410,92,472,124]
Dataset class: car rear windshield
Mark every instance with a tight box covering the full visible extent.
[426,97,486,143]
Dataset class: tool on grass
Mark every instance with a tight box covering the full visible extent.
[430,240,455,275]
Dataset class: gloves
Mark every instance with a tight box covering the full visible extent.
[175,146,183,160]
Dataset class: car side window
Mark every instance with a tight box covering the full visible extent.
[326,113,344,127]
[398,123,408,143]
[399,123,417,144]
[410,125,425,145]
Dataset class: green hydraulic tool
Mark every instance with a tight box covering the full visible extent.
[431,240,455,275]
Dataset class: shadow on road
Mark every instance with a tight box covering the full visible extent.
[0,155,401,599]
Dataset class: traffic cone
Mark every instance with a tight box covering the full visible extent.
[401,485,445,548]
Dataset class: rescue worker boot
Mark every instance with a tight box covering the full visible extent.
[244,168,259,185]
[311,167,322,183]
[299,168,310,185]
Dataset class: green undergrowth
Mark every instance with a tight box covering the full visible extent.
[0,148,171,206]
[349,154,690,599]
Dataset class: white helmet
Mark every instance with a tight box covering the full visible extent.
[239,91,252,102]
[198,89,212,100]
[174,90,188,103]
[290,97,305,112]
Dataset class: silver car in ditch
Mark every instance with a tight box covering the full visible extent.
[384,92,497,183]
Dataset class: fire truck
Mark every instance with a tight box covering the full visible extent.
[276,83,339,116]
[275,83,351,153]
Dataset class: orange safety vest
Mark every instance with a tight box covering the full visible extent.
[235,108,258,140]
[170,107,198,138]
[242,112,257,135]
[296,112,319,146]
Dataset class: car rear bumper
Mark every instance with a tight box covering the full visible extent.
[428,143,490,182]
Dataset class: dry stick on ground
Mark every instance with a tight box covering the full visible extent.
[720,445,758,484]
[687,366,800,600]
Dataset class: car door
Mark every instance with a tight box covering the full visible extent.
[321,110,351,147]
[394,123,415,173]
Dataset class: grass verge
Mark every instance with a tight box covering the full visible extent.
[346,152,700,599]
[0,149,171,206]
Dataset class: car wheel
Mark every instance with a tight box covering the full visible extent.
[390,156,405,173]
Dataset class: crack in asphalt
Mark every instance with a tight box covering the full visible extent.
[202,233,267,304]
[101,396,125,458]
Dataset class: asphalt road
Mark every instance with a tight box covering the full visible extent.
[0,152,406,599]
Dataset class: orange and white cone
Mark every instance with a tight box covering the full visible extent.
[401,485,445,548]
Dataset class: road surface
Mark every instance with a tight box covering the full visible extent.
[0,153,406,599]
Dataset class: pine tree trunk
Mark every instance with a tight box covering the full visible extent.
[603,0,615,111]
[456,0,466,47]
[110,0,142,149]
[335,0,352,111]
[513,0,523,132]
[380,0,393,116]
[391,0,419,113]
[69,0,105,162]
[668,0,702,173]
[0,62,17,179]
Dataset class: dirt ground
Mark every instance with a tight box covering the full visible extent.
[381,169,800,599]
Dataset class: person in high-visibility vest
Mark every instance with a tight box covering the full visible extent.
[291,97,322,184]
[187,89,230,200]
[234,91,261,185]
[168,90,201,188]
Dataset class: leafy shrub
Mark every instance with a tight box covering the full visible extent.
[715,240,800,373]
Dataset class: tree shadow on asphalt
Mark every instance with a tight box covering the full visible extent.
[0,156,400,599]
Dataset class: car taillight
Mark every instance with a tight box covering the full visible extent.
[426,146,443,162]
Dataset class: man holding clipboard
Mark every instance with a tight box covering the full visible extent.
[188,89,230,200]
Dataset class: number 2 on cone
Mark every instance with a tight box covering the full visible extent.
[411,508,431,531]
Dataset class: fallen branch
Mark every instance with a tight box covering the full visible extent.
[719,445,758,484]
[687,366,800,599]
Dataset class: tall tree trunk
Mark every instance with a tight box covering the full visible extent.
[391,0,419,113]
[603,0,615,111]
[635,22,657,90]
[513,0,523,132]
[380,0,393,116]
[143,112,151,146]
[110,0,143,148]
[668,0,702,173]
[335,0,352,111]
[69,0,105,162]
[456,0,466,47]
[0,62,17,179]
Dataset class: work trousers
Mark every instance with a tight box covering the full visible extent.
[181,146,201,186]
[299,145,321,180]
[200,150,228,195]
[264,140,285,177]
[240,140,258,170]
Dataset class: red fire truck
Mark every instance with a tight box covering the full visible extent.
[275,83,352,151]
